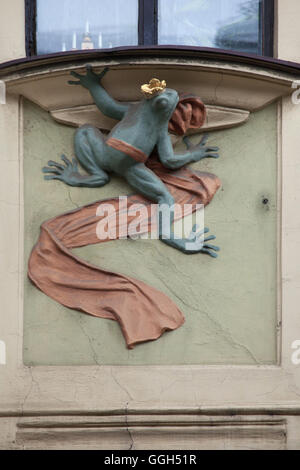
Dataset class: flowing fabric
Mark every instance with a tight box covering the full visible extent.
[28,95,220,349]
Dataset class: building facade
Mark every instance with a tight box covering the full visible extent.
[0,0,300,449]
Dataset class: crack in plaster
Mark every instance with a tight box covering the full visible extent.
[67,188,79,209]
[110,368,134,403]
[286,371,300,399]
[125,401,134,450]
[156,273,261,364]
[76,316,102,366]
[187,301,262,364]
[20,367,41,415]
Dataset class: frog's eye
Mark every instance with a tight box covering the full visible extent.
[154,96,169,111]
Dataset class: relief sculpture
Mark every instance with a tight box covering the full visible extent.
[28,65,221,348]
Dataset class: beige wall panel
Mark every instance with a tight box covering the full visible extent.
[0,0,25,63]
[277,0,300,62]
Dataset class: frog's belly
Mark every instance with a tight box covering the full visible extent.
[106,137,149,163]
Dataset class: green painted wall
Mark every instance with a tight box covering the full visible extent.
[23,98,278,365]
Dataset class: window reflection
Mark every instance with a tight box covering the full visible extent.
[36,0,138,54]
[158,0,262,55]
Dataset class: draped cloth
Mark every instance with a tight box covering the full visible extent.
[28,95,221,349]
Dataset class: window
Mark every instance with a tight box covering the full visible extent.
[159,0,265,55]
[25,0,274,57]
[35,0,138,55]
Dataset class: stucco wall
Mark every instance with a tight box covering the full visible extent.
[0,0,25,385]
[0,0,25,63]
[277,0,300,62]
[23,98,278,366]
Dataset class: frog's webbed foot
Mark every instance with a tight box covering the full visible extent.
[183,134,219,161]
[161,225,220,257]
[42,155,80,185]
[185,225,220,257]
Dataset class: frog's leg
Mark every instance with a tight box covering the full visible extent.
[125,163,219,257]
[42,125,110,188]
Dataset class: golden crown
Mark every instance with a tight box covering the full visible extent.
[141,78,167,98]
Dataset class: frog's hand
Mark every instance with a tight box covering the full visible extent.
[183,134,219,161]
[68,65,109,88]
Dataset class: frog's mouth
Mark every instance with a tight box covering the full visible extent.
[169,94,206,136]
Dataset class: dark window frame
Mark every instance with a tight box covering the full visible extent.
[25,0,274,57]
